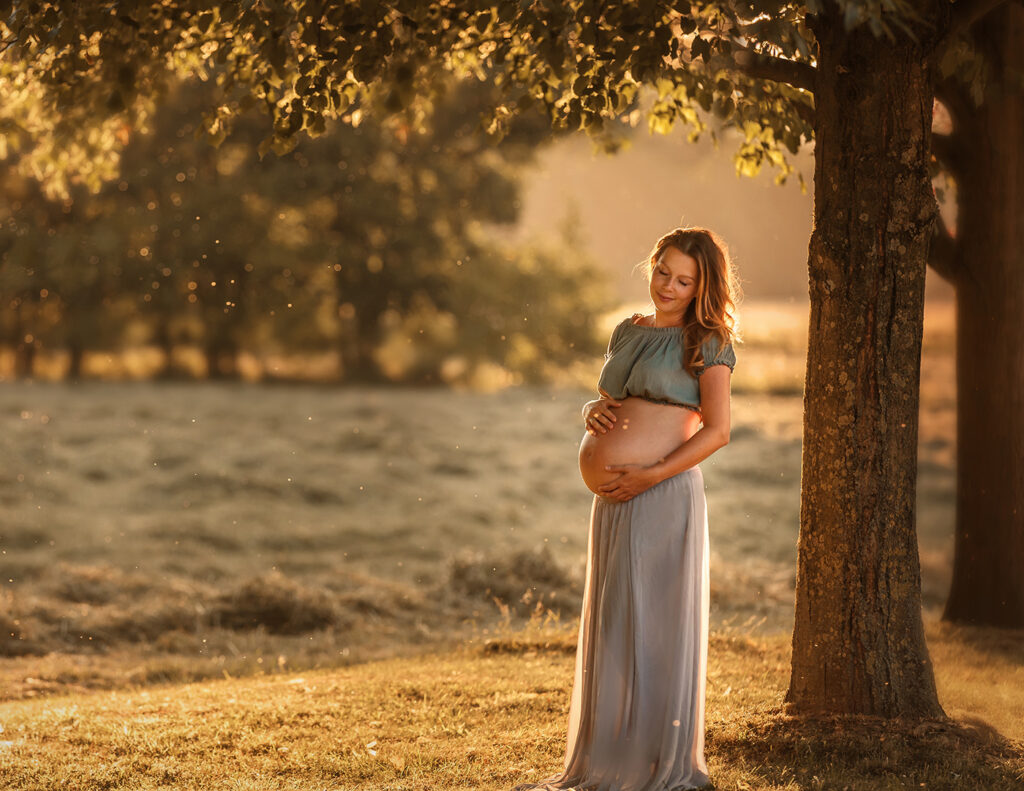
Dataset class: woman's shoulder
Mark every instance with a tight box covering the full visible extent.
[610,313,644,334]
[607,313,645,352]
[613,312,655,329]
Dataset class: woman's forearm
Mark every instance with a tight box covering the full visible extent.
[647,424,729,483]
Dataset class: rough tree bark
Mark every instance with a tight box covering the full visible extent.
[785,6,945,717]
[936,4,1024,627]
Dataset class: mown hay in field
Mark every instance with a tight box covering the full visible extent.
[206,569,344,634]
[97,597,207,644]
[0,588,50,656]
[45,562,152,605]
[336,578,422,620]
[447,544,582,617]
[0,609,42,657]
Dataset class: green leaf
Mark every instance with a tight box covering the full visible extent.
[691,36,710,62]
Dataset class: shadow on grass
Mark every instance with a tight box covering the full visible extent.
[709,710,1024,791]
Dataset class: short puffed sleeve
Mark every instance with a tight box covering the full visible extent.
[604,317,632,357]
[697,333,736,375]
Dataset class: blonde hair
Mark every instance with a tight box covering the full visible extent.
[641,227,740,376]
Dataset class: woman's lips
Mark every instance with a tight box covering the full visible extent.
[657,293,673,303]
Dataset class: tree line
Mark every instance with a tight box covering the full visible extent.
[0,77,612,384]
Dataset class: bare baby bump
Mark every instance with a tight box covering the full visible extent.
[578,397,699,494]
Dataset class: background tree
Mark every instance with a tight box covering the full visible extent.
[929,2,1024,628]
[0,73,611,382]
[1,0,1015,717]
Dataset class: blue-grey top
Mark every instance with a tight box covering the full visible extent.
[596,314,737,413]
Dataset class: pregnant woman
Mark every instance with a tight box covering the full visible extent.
[512,226,738,791]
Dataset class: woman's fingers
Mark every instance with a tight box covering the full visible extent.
[585,409,617,433]
[583,397,620,432]
[598,484,633,502]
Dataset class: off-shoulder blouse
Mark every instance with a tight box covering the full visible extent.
[596,314,737,413]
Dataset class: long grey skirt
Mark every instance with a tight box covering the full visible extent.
[512,466,711,791]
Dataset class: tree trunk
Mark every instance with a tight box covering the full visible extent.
[334,276,385,381]
[9,306,29,379]
[14,341,35,379]
[67,342,85,381]
[941,5,1024,627]
[205,341,239,379]
[785,8,944,717]
[13,302,35,379]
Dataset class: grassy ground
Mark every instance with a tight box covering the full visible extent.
[3,299,1016,788]
[0,302,958,700]
[0,615,1021,790]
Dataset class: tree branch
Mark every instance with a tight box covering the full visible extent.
[927,212,960,284]
[927,0,1011,62]
[730,45,816,92]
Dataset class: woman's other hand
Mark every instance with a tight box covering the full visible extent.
[583,396,622,435]
[597,463,661,501]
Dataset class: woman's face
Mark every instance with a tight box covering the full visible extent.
[650,245,699,322]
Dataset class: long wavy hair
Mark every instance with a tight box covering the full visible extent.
[640,227,740,377]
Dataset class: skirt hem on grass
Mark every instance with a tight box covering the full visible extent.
[511,466,711,791]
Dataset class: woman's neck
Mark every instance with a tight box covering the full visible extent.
[651,308,684,328]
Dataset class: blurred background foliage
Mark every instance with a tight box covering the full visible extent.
[0,74,614,385]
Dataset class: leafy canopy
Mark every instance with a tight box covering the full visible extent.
[0,1,987,201]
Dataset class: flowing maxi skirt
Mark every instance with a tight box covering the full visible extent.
[512,466,711,791]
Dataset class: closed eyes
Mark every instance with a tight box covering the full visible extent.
[657,268,692,287]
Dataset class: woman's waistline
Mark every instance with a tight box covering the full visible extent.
[595,465,703,506]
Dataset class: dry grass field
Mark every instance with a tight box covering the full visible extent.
[0,624,1021,790]
[2,299,1021,789]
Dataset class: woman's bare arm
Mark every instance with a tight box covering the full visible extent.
[648,364,731,479]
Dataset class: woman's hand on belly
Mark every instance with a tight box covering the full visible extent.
[583,395,623,435]
[596,462,661,502]
[577,396,699,495]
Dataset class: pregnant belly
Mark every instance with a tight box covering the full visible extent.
[578,397,700,495]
